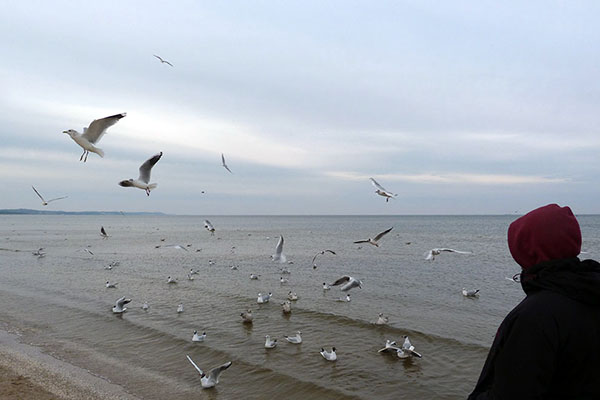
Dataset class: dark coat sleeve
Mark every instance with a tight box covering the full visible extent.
[468,299,559,399]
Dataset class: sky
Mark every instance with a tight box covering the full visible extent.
[1,0,599,215]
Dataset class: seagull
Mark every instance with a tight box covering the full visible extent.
[105,281,117,288]
[378,340,400,353]
[187,273,194,281]
[177,304,184,313]
[336,294,351,302]
[192,330,206,342]
[279,277,289,284]
[369,177,397,202]
[221,153,232,173]
[330,276,362,292]
[141,302,149,311]
[425,248,472,261]
[153,54,173,67]
[257,292,272,304]
[281,300,292,313]
[240,309,253,323]
[284,331,302,344]
[462,288,480,297]
[287,291,298,301]
[375,313,389,325]
[112,297,130,313]
[397,336,422,359]
[162,244,188,251]
[312,249,336,269]
[230,265,238,270]
[320,347,337,361]
[204,220,215,235]
[118,152,163,196]
[63,113,126,162]
[186,355,232,389]
[100,226,109,238]
[249,274,260,280]
[322,282,331,290]
[83,248,94,256]
[264,335,277,349]
[32,248,46,258]
[271,235,286,263]
[354,227,393,247]
[31,186,67,206]
[190,269,199,275]
[167,276,177,284]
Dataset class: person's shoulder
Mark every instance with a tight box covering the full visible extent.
[507,291,565,320]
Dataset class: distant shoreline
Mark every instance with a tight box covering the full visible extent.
[0,209,167,216]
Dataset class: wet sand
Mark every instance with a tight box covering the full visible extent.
[0,328,138,400]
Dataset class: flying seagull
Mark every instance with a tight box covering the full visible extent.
[153,54,173,67]
[330,276,362,292]
[354,227,393,247]
[204,220,215,235]
[100,226,109,238]
[221,153,232,173]
[312,249,336,269]
[32,186,67,206]
[369,178,397,202]
[272,235,286,263]
[118,152,163,196]
[186,355,232,389]
[425,248,472,261]
[112,296,130,313]
[63,113,126,162]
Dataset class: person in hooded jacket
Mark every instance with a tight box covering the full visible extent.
[468,204,600,400]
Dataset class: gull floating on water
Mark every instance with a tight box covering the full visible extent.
[240,309,253,323]
[32,248,46,258]
[192,330,206,342]
[354,227,393,247]
[336,294,351,302]
[204,220,215,235]
[187,273,194,281]
[322,283,331,290]
[462,288,480,297]
[167,276,177,284]
[31,186,67,206]
[186,355,232,389]
[177,304,184,313]
[398,336,422,359]
[330,276,362,292]
[287,291,298,301]
[63,113,126,162]
[163,244,188,251]
[153,54,173,67]
[271,235,286,263]
[378,340,400,353]
[320,347,337,361]
[375,313,389,325]
[369,177,397,202]
[141,302,149,311]
[190,269,199,275]
[118,152,163,196]
[284,331,302,344]
[281,300,292,313]
[264,335,277,349]
[425,248,472,261]
[312,249,336,269]
[279,277,289,284]
[369,178,397,202]
[250,274,260,280]
[221,153,232,173]
[257,292,272,304]
[100,226,109,238]
[106,281,117,288]
[112,296,130,313]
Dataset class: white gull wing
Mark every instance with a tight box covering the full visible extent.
[373,227,393,242]
[32,186,46,202]
[221,153,232,173]
[186,355,204,376]
[330,276,351,287]
[81,113,126,144]
[138,152,163,183]
[312,250,336,265]
[46,196,68,203]
[370,177,389,192]
[272,235,286,262]
[206,361,232,383]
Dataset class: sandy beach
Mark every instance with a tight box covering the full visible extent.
[0,328,138,400]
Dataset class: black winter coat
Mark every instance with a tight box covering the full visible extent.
[468,257,600,400]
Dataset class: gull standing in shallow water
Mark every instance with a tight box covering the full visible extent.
[31,186,67,206]
[63,113,126,162]
[330,276,362,292]
[369,177,397,202]
[354,227,393,247]
[186,355,232,389]
[425,248,472,261]
[112,297,130,313]
[118,152,163,196]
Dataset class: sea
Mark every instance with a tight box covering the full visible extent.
[1,214,599,399]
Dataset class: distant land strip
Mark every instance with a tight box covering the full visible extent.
[0,209,167,216]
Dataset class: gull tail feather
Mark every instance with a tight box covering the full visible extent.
[94,147,105,158]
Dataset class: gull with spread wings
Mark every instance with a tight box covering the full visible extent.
[221,153,233,173]
[370,178,397,202]
[153,54,173,67]
[312,249,336,269]
[425,248,472,261]
[31,186,67,206]
[330,275,362,292]
[118,152,163,196]
[354,227,393,247]
[63,113,126,162]
[186,355,232,389]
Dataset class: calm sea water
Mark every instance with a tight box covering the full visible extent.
[1,215,599,399]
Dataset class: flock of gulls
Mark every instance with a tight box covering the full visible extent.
[23,54,479,391]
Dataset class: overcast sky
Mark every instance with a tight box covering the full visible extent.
[1,1,599,215]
